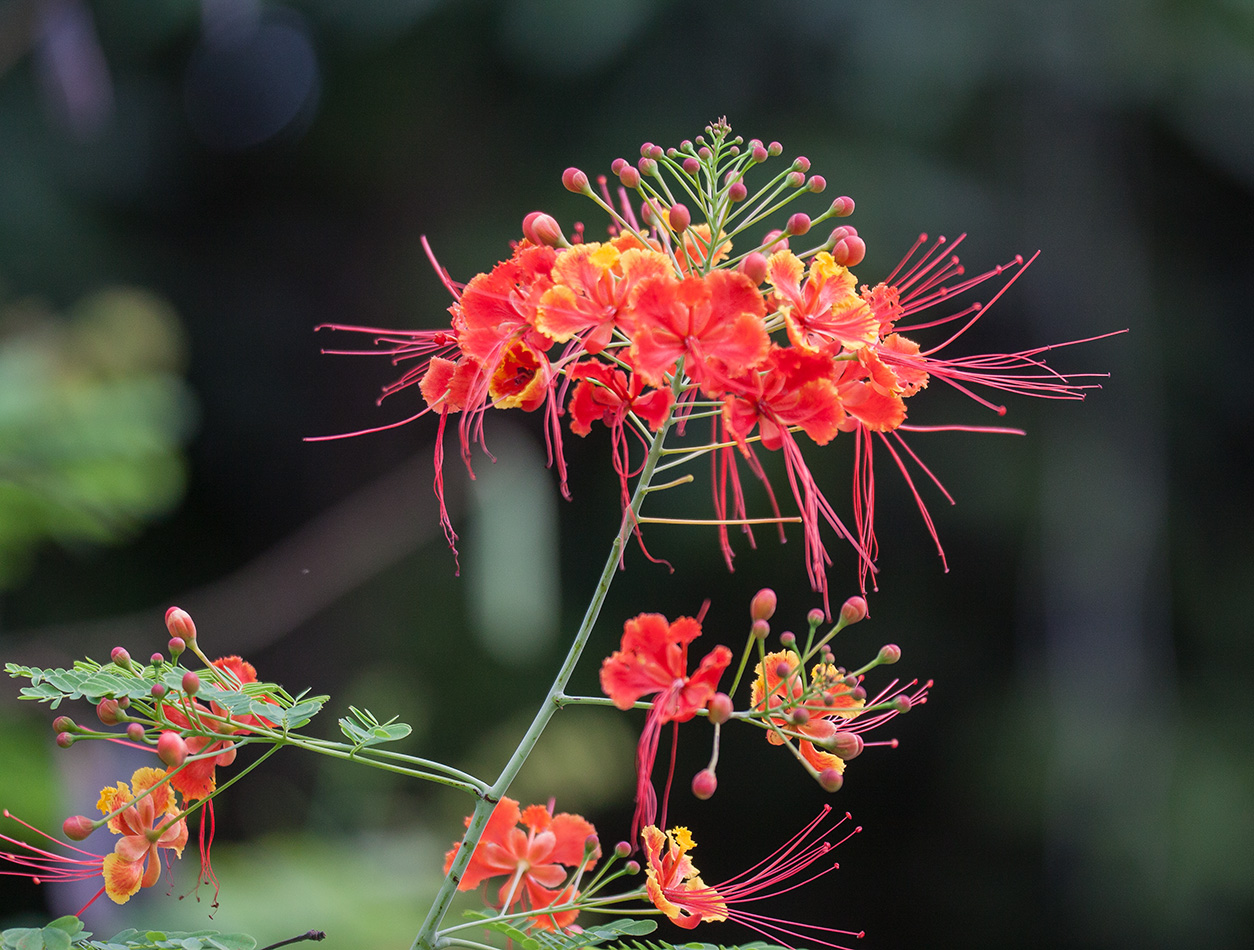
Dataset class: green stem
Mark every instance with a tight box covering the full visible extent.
[410,388,682,950]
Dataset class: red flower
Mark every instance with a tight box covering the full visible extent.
[444,797,597,930]
[630,270,769,393]
[601,613,731,839]
[642,807,864,948]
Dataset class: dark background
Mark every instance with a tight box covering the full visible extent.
[2,1,1252,948]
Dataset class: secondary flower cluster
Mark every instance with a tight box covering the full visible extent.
[1,608,274,912]
[315,118,1106,608]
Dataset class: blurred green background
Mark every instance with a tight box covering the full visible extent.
[1,1,1251,948]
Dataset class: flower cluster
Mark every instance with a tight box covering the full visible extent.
[2,607,279,912]
[314,118,1108,609]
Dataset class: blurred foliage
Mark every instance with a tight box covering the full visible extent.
[0,286,194,588]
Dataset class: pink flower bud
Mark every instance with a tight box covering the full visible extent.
[828,732,864,760]
[618,165,641,188]
[648,145,664,160]
[52,716,75,734]
[792,156,811,173]
[691,768,718,800]
[182,671,201,695]
[818,768,844,792]
[740,251,768,284]
[786,212,811,235]
[668,203,691,233]
[522,212,565,247]
[611,157,628,175]
[751,145,768,163]
[167,636,185,658]
[750,619,770,640]
[807,175,827,193]
[833,234,866,267]
[840,596,869,626]
[878,643,902,665]
[157,731,188,768]
[697,146,711,160]
[62,815,96,841]
[750,587,777,621]
[767,141,783,156]
[96,698,122,726]
[165,606,197,642]
[807,608,825,627]
[151,683,167,699]
[614,840,632,858]
[56,732,74,749]
[779,631,797,648]
[830,195,855,217]
[890,696,913,713]
[126,723,145,742]
[682,157,700,175]
[763,228,789,251]
[786,171,806,188]
[625,860,641,875]
[150,652,164,666]
[562,167,589,193]
[639,142,655,157]
[789,707,810,726]
[110,647,132,669]
[774,660,792,679]
[585,834,602,857]
[728,181,747,202]
[706,692,734,725]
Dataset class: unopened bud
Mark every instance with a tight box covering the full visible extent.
[182,671,201,695]
[786,171,806,189]
[751,145,768,163]
[763,228,788,251]
[788,707,810,726]
[168,637,185,658]
[792,156,811,173]
[56,732,75,749]
[149,652,164,666]
[779,631,797,648]
[110,647,132,670]
[639,142,655,157]
[165,607,197,642]
[562,167,590,193]
[740,251,768,284]
[584,834,601,858]
[728,181,747,202]
[878,643,902,665]
[750,588,777,621]
[785,212,811,235]
[126,723,145,742]
[62,815,96,841]
[850,686,867,703]
[614,840,632,858]
[706,692,733,725]
[691,768,718,800]
[833,234,866,267]
[618,165,641,188]
[828,732,864,760]
[774,660,792,679]
[767,141,783,156]
[668,203,691,234]
[807,608,825,628]
[52,716,75,734]
[750,619,770,640]
[157,731,188,768]
[637,157,657,175]
[524,212,565,247]
[150,683,167,699]
[682,157,700,175]
[818,768,844,792]
[96,698,123,726]
[840,596,869,626]
[611,158,627,175]
[696,146,711,160]
[807,175,827,193]
[624,859,640,875]
[830,196,855,217]
[890,695,913,713]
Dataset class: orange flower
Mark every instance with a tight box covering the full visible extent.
[601,613,731,840]
[444,797,596,930]
[96,767,188,904]
[765,250,879,353]
[642,808,864,947]
[630,270,769,393]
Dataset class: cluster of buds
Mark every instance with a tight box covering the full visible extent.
[3,608,277,911]
[315,118,1106,610]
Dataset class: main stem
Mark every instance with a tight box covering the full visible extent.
[409,403,679,950]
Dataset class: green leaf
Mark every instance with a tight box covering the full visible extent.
[5,928,42,950]
[338,706,413,749]
[459,913,542,950]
